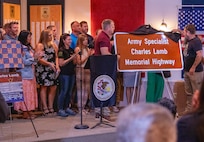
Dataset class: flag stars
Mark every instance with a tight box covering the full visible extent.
[178,8,204,31]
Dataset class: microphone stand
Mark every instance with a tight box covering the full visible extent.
[75,51,89,129]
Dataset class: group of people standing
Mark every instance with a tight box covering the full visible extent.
[1,18,202,123]
[0,19,119,120]
[1,22,40,119]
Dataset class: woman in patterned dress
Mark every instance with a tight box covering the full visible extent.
[35,29,60,115]
[75,34,95,115]
[14,30,41,119]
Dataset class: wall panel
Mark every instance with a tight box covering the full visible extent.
[91,0,144,34]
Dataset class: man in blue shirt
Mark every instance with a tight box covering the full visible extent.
[70,21,81,49]
[3,21,19,40]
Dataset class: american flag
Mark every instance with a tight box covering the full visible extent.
[178,7,204,31]
[178,7,204,47]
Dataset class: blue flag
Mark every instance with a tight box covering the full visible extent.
[178,7,204,31]
[90,55,117,107]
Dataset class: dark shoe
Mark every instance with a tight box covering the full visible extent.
[58,110,69,117]
[65,108,76,116]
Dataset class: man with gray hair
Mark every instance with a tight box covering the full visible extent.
[117,103,176,142]
[94,19,115,55]
[94,19,116,121]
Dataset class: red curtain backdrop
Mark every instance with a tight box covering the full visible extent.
[91,0,145,35]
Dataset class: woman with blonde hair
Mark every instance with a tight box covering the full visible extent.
[75,34,94,115]
[35,29,60,115]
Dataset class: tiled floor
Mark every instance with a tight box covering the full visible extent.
[0,111,118,142]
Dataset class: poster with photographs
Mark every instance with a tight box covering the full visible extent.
[0,72,23,103]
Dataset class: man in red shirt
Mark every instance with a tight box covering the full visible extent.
[94,19,115,55]
[94,19,118,120]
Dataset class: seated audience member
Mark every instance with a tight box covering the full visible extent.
[177,81,204,142]
[0,92,9,123]
[117,103,176,142]
[157,97,177,118]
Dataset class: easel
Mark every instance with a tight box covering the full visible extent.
[161,71,174,100]
[131,71,142,104]
[131,71,174,104]
[23,102,39,137]
[0,40,39,139]
[2,73,39,138]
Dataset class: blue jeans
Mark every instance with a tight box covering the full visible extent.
[58,74,75,110]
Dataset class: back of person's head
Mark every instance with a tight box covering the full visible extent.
[95,29,102,36]
[194,80,204,112]
[101,19,114,30]
[157,97,177,118]
[185,24,196,34]
[187,81,204,142]
[117,103,176,142]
